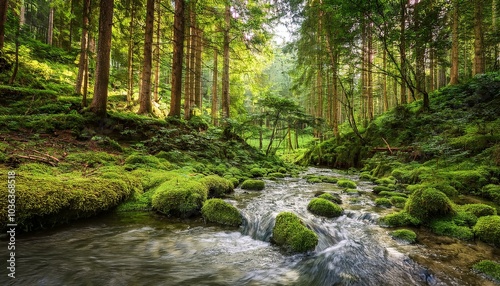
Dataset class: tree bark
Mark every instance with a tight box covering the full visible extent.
[473,0,485,76]
[48,6,54,45]
[138,0,154,114]
[89,0,114,117]
[221,4,231,119]
[153,0,161,103]
[194,28,203,111]
[126,1,135,107]
[400,0,407,105]
[0,0,8,50]
[449,0,459,85]
[211,49,218,126]
[75,0,91,96]
[168,0,186,117]
[183,1,193,119]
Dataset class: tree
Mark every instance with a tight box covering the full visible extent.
[449,0,459,84]
[75,0,91,99]
[473,0,485,76]
[138,0,154,114]
[168,0,186,117]
[0,0,8,50]
[221,3,231,119]
[89,0,115,117]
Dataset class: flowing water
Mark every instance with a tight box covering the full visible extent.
[2,168,497,285]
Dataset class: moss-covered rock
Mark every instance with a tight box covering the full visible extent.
[375,198,392,207]
[404,188,454,221]
[429,219,474,240]
[473,260,500,281]
[477,184,500,205]
[390,196,407,208]
[337,179,357,189]
[378,191,408,198]
[317,192,342,204]
[375,177,397,186]
[381,211,421,227]
[240,179,265,191]
[460,204,497,217]
[307,198,343,218]
[249,167,266,178]
[151,179,208,218]
[272,212,318,252]
[390,229,417,243]
[201,199,242,226]
[124,154,172,170]
[473,215,500,246]
[199,175,234,198]
[372,185,391,194]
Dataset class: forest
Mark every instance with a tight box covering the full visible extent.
[0,0,500,285]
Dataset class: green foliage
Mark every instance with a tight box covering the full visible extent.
[375,198,392,207]
[473,215,500,246]
[337,179,357,189]
[240,179,265,191]
[307,198,343,217]
[378,191,408,198]
[272,212,318,252]
[249,167,267,177]
[473,260,500,282]
[317,193,342,204]
[199,175,234,198]
[151,179,208,218]
[375,177,396,186]
[476,184,500,205]
[404,188,454,221]
[65,152,118,168]
[201,199,242,226]
[124,154,172,170]
[91,136,123,152]
[390,229,417,243]
[429,219,474,241]
[389,196,407,208]
[441,170,489,194]
[381,211,421,227]
[372,186,391,194]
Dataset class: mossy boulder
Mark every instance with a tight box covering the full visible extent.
[372,186,391,194]
[429,219,474,240]
[199,175,234,198]
[337,179,357,189]
[152,179,208,218]
[272,212,318,252]
[477,184,500,205]
[404,188,454,221]
[375,198,392,207]
[124,154,172,170]
[390,229,417,243]
[240,179,265,191]
[307,198,343,218]
[249,167,266,178]
[473,215,500,246]
[473,260,500,281]
[389,196,407,208]
[201,199,242,226]
[317,192,342,204]
[460,204,497,217]
[381,211,421,227]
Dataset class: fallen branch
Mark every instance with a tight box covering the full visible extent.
[381,137,393,154]
[33,150,60,162]
[15,155,57,166]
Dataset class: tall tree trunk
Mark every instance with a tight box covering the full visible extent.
[153,0,161,103]
[211,49,218,126]
[383,47,388,111]
[449,0,459,84]
[194,28,203,111]
[89,0,114,117]
[494,0,499,70]
[400,0,407,105]
[367,21,373,121]
[82,36,90,107]
[473,0,485,76]
[138,0,154,114]
[183,2,193,119]
[48,5,54,45]
[168,0,186,117]
[221,4,231,119]
[0,0,8,50]
[75,0,91,96]
[127,1,135,107]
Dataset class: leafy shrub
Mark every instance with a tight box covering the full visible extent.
[477,184,500,205]
[151,179,208,218]
[473,215,500,246]
[272,212,318,252]
[317,193,342,204]
[460,204,497,217]
[375,198,392,207]
[390,229,417,243]
[381,211,421,227]
[404,188,454,221]
[307,198,343,217]
[240,179,265,191]
[201,199,242,226]
[473,260,500,281]
[199,175,234,198]
[337,179,357,189]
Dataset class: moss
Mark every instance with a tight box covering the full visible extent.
[65,152,118,168]
[272,212,318,252]
[17,163,55,175]
[473,215,500,246]
[267,172,285,179]
[441,170,488,194]
[359,172,375,181]
[390,196,407,208]
[460,204,497,217]
[317,193,342,204]
[381,211,421,227]
[372,186,391,194]
[320,176,339,184]
[337,179,357,189]
[307,198,343,217]
[240,179,265,191]
[375,177,396,186]
[378,191,408,198]
[201,199,242,226]
[390,229,417,243]
[151,179,208,218]
[477,184,500,205]
[124,154,172,171]
[473,260,500,281]
[375,198,392,207]
[406,182,458,198]
[306,176,323,184]
[404,188,454,221]
[199,175,234,198]
[429,219,474,240]
[249,167,266,178]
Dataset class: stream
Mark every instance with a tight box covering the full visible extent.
[2,168,498,285]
